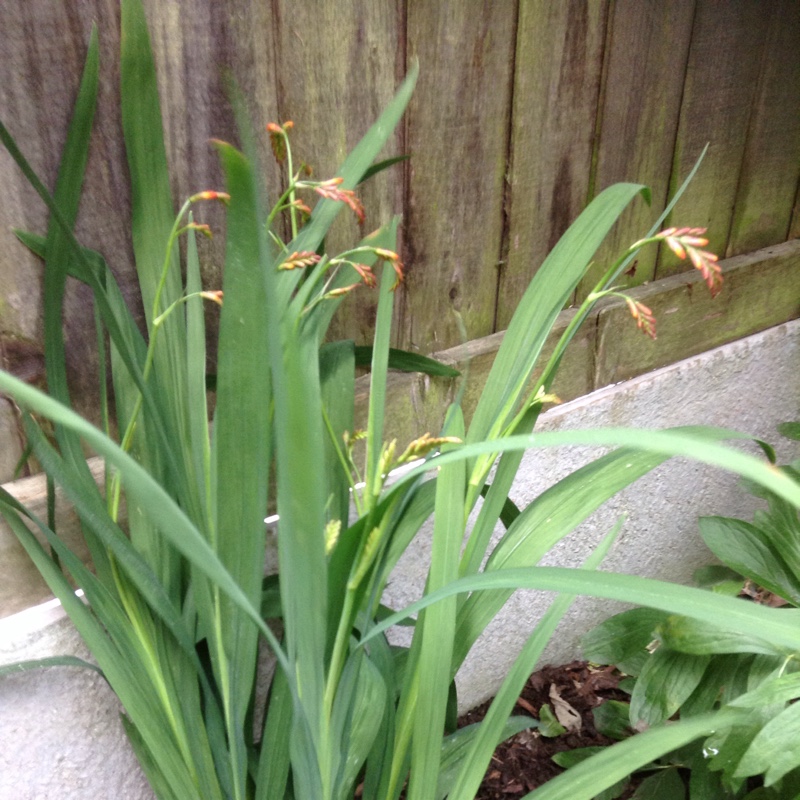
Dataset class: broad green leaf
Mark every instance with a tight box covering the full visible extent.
[630,648,710,727]
[255,668,293,800]
[593,701,632,741]
[581,608,668,676]
[686,746,728,799]
[699,516,800,604]
[680,654,753,718]
[212,139,273,737]
[777,422,800,441]
[631,767,686,799]
[657,614,791,657]
[692,565,744,597]
[754,492,800,586]
[40,24,98,470]
[735,702,800,786]
[730,672,800,709]
[551,747,608,768]
[120,0,182,330]
[538,704,567,737]
[703,708,773,789]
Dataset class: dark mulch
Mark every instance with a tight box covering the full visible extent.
[457,660,633,798]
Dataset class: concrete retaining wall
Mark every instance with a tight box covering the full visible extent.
[1,319,798,799]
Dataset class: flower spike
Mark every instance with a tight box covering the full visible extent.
[315,178,366,224]
[655,227,723,298]
[625,297,657,340]
[278,251,322,271]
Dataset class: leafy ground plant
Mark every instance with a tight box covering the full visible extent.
[0,3,798,800]
[577,425,800,799]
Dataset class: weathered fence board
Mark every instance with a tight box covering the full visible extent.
[497,0,610,330]
[726,0,800,256]
[578,0,695,297]
[400,1,517,351]
[656,0,771,277]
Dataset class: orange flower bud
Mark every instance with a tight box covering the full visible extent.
[189,190,230,205]
[326,283,361,298]
[200,290,224,306]
[185,222,213,239]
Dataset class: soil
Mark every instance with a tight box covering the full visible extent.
[457,660,633,798]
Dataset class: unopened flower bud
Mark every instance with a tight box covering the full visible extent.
[200,290,224,306]
[189,190,230,205]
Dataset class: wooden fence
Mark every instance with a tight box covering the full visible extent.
[1,0,799,484]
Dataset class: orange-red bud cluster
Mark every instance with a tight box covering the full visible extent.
[200,290,224,306]
[315,178,366,224]
[278,251,322,271]
[267,121,294,163]
[625,297,656,340]
[657,227,722,298]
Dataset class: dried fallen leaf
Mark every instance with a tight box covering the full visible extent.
[549,684,582,733]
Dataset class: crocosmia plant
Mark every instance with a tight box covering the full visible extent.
[1,4,798,800]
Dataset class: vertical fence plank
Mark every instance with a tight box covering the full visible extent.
[726,0,800,256]
[271,1,403,346]
[577,0,695,299]
[401,1,517,351]
[497,0,610,331]
[656,0,771,278]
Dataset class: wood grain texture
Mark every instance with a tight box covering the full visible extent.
[726,0,800,256]
[400,0,517,351]
[578,0,695,297]
[596,239,800,385]
[656,0,771,277]
[497,0,610,330]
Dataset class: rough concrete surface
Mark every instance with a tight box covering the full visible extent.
[385,319,800,709]
[1,320,798,797]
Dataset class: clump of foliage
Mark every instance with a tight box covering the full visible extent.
[577,424,800,799]
[0,3,796,800]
